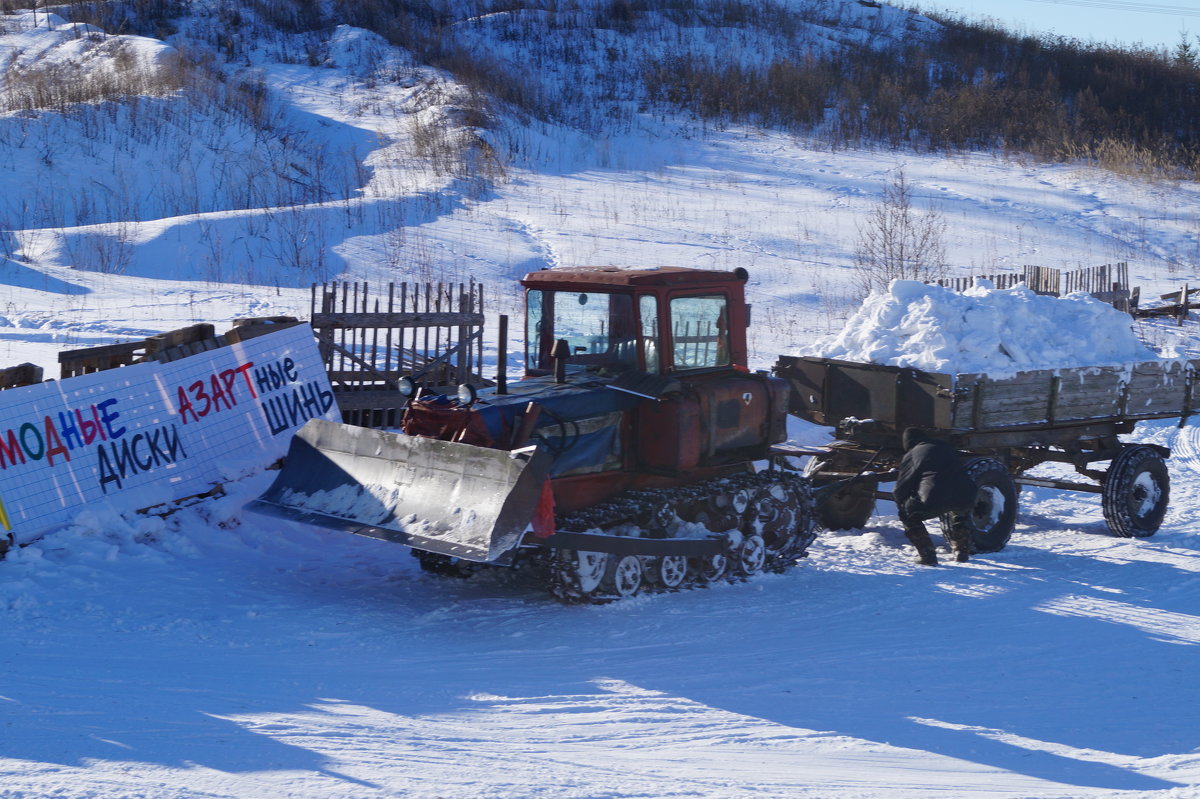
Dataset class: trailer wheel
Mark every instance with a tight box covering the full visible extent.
[1102,446,1169,538]
[818,480,878,530]
[942,457,1017,553]
[803,452,877,530]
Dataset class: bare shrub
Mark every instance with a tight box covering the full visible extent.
[853,169,947,298]
[0,226,17,263]
[263,206,329,280]
[1,40,180,112]
[66,222,135,275]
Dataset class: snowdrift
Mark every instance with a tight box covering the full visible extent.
[805,280,1159,375]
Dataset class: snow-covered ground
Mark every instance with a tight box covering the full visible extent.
[4,427,1200,799]
[3,4,1200,798]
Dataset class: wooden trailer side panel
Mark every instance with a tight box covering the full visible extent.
[951,368,1127,429]
[778,355,1200,435]
[1125,360,1196,417]
[952,370,1055,429]
[951,359,1200,430]
[1055,368,1126,421]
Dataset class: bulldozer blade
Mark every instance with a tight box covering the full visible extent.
[249,418,553,563]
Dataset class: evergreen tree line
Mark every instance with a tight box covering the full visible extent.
[327,0,1200,176]
[642,18,1200,176]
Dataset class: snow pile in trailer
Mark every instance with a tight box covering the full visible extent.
[805,280,1159,375]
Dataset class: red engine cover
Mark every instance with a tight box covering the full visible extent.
[635,372,788,471]
[694,373,787,456]
[637,394,703,471]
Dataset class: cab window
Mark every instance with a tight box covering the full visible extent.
[670,295,730,370]
[526,289,544,372]
[525,289,637,372]
[639,294,660,373]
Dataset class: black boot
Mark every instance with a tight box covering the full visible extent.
[947,516,972,563]
[915,542,939,566]
[903,518,939,566]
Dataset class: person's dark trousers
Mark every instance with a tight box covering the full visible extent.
[900,498,971,565]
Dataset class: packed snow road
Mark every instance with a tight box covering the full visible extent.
[1,420,1199,798]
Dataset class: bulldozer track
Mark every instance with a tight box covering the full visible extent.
[544,470,816,603]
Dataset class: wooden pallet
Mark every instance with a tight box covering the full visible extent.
[0,363,43,391]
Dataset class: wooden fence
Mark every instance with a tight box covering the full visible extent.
[937,272,1026,293]
[310,281,487,427]
[936,263,1132,311]
[1134,284,1198,324]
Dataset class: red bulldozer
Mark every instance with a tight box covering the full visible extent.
[252,266,815,601]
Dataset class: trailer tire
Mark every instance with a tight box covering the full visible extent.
[803,451,877,530]
[1102,445,1169,538]
[817,479,878,530]
[942,457,1017,553]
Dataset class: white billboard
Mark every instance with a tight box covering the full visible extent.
[0,324,338,545]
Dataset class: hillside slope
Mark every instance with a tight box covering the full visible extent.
[2,1,1199,372]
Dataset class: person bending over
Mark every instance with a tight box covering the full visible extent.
[894,427,978,566]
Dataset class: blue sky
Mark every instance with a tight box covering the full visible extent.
[912,0,1200,50]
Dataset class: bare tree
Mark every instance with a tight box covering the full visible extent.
[853,168,947,297]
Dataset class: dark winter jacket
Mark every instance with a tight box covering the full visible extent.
[893,428,977,519]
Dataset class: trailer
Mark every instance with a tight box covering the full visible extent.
[773,355,1197,552]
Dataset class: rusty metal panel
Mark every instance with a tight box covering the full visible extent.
[826,361,893,423]
[774,356,953,431]
[773,355,832,425]
[895,367,954,430]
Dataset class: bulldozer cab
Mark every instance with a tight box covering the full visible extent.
[521,266,749,377]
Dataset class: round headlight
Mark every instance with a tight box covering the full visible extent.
[457,383,478,405]
[398,376,416,397]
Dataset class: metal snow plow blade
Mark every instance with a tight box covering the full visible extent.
[249,418,552,563]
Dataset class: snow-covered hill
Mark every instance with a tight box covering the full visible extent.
[3,2,1200,797]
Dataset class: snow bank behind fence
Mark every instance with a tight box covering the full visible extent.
[806,279,1158,375]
